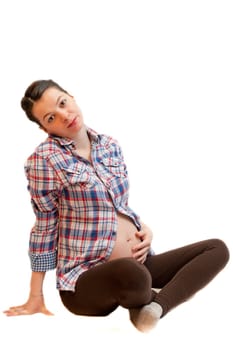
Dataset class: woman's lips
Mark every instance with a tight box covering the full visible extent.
[68,116,78,128]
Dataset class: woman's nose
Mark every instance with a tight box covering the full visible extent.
[59,111,70,122]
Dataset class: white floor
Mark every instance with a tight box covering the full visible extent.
[1,261,232,350]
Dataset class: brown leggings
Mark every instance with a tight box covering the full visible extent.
[59,239,229,317]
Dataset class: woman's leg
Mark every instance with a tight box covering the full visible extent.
[60,257,156,316]
[144,238,229,317]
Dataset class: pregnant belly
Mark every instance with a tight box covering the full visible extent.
[108,213,141,261]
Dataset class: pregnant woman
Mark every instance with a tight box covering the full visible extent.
[4,79,229,333]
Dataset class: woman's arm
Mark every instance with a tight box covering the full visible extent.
[4,271,53,316]
[4,152,59,316]
[29,270,46,296]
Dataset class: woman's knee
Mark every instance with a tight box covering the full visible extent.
[116,258,151,286]
[114,258,152,307]
[206,238,230,270]
[212,238,230,266]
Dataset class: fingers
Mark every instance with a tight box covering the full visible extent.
[132,245,149,263]
[132,240,149,254]
[3,304,54,317]
[135,253,147,264]
[3,306,29,316]
[133,245,148,257]
[132,237,150,263]
[135,231,144,239]
[136,228,153,243]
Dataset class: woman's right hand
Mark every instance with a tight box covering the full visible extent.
[3,295,53,317]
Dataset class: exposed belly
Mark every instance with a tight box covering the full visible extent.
[108,212,141,261]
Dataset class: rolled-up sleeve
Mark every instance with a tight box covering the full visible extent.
[25,154,60,271]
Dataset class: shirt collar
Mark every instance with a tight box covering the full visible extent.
[86,127,99,143]
[48,126,99,147]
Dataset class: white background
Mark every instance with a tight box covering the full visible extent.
[1,1,232,348]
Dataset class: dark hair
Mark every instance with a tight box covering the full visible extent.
[21,79,68,126]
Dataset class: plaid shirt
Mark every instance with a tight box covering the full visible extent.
[25,127,141,291]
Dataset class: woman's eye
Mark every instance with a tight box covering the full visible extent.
[47,115,55,123]
[60,99,67,107]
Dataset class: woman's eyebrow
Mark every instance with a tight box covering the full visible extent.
[43,95,63,120]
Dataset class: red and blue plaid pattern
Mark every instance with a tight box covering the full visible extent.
[25,128,141,291]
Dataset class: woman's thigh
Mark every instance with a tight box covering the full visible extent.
[60,257,154,316]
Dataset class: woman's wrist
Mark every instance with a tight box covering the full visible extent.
[29,292,43,298]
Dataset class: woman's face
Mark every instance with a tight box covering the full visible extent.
[32,87,84,139]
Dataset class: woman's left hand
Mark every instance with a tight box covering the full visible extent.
[132,224,153,264]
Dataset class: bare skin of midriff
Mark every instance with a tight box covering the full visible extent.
[108,212,141,261]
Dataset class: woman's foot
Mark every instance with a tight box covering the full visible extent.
[129,302,163,333]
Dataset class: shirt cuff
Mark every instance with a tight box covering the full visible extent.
[29,250,57,271]
[149,247,156,256]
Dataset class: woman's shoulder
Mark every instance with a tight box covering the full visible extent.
[27,137,59,158]
[25,136,70,171]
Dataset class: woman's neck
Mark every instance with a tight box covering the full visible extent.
[73,125,90,150]
[72,126,92,162]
